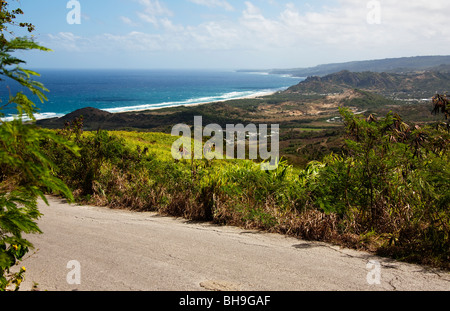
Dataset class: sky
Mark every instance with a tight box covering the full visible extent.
[9,0,450,70]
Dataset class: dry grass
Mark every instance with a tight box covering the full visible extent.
[68,169,448,270]
[51,128,448,271]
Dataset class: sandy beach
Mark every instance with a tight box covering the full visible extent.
[2,90,279,123]
[104,90,278,114]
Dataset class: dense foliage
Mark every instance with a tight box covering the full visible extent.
[0,4,447,291]
[0,1,77,290]
[43,102,449,269]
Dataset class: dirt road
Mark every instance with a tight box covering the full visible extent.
[18,196,449,291]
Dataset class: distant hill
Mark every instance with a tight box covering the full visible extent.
[285,70,450,99]
[36,104,248,131]
[240,55,450,77]
[59,107,113,123]
[38,67,448,132]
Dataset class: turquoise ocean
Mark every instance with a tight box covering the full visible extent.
[0,69,302,121]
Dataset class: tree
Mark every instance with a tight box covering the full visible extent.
[432,94,449,131]
[0,0,78,290]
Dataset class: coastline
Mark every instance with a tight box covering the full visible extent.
[1,90,279,123]
[109,89,278,114]
[2,69,299,122]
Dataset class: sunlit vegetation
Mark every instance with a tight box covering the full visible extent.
[42,100,449,269]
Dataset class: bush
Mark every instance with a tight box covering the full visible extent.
[299,107,449,266]
[0,1,78,290]
[41,105,449,269]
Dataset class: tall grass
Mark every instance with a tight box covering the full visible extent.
[41,111,449,270]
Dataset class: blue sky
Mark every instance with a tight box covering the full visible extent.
[11,0,450,69]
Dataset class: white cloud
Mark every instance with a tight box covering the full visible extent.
[137,11,158,26]
[189,0,234,11]
[44,0,450,67]
[136,0,173,27]
[138,0,173,16]
[103,31,164,51]
[46,32,85,51]
[243,1,261,16]
[234,0,450,57]
[119,16,138,27]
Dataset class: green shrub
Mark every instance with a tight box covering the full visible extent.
[1,1,77,290]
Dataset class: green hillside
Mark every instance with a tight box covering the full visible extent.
[37,105,450,270]
[286,70,450,99]
[240,55,450,77]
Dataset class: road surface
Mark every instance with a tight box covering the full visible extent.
[17,196,449,291]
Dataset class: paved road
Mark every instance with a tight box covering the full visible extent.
[17,196,449,291]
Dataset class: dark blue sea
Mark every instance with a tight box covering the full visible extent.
[0,69,302,121]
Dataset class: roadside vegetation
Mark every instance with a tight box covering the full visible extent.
[0,1,77,290]
[1,1,448,293]
[42,97,449,269]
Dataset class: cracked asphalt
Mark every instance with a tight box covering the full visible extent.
[18,196,449,291]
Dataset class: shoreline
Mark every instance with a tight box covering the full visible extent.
[2,90,280,122]
[111,90,278,114]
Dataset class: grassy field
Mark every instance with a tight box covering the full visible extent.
[41,107,450,270]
